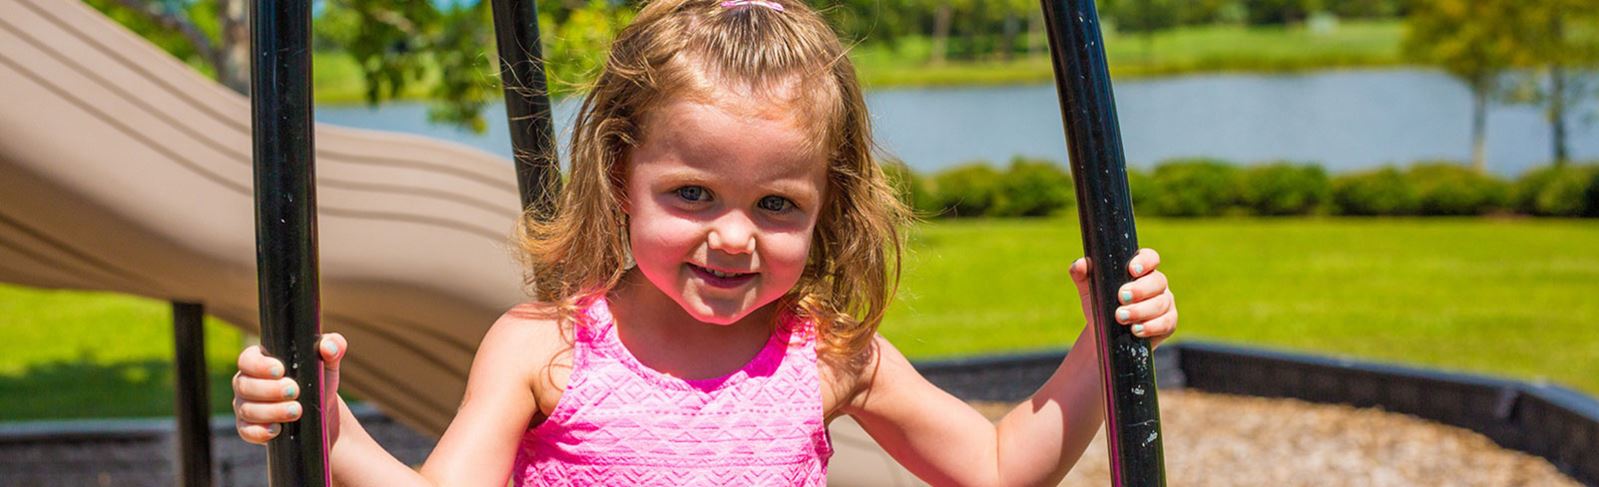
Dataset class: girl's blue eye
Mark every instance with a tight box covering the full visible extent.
[758,195,793,213]
[676,186,709,202]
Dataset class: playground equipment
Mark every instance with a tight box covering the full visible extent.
[245,0,1161,484]
[5,0,1598,485]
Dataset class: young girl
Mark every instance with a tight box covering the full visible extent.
[231,0,1178,485]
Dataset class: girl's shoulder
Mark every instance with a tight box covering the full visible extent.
[476,302,576,405]
[817,333,893,420]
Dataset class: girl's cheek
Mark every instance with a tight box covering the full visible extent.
[763,232,813,279]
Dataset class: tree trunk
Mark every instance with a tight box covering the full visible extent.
[1029,11,1044,56]
[999,13,1019,62]
[1471,84,1488,173]
[216,0,251,95]
[931,3,952,65]
[1545,6,1570,168]
[1550,66,1568,166]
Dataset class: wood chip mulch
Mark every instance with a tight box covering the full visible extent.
[972,390,1580,486]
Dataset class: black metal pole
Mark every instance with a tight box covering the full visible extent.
[251,0,330,485]
[1039,0,1166,485]
[172,301,212,487]
[489,0,561,218]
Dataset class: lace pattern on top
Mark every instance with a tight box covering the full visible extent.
[512,296,832,486]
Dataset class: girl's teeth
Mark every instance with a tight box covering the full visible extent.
[700,266,742,278]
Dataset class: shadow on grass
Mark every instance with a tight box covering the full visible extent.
[0,358,236,421]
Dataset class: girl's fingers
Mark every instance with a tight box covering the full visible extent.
[319,333,347,368]
[1126,248,1162,277]
[1129,305,1177,340]
[1116,270,1170,305]
[236,419,282,445]
[237,345,285,380]
[235,397,304,425]
[1068,255,1093,290]
[1114,288,1173,324]
[234,372,299,402]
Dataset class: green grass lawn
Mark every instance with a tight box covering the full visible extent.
[885,217,1599,394]
[0,288,245,420]
[2,216,1595,421]
[313,20,1404,104]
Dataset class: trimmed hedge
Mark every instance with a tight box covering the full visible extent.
[928,163,1004,218]
[1333,167,1417,216]
[891,158,1598,219]
[993,157,1075,217]
[1516,165,1599,217]
[1144,158,1242,217]
[1405,162,1508,216]
[1240,162,1329,216]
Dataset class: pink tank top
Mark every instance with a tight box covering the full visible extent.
[512,296,833,485]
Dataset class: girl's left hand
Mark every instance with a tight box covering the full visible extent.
[1069,248,1177,348]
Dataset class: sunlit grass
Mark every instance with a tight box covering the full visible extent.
[0,287,245,420]
[836,20,1401,88]
[3,215,1594,421]
[884,216,1599,397]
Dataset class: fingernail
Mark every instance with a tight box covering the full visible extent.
[285,403,301,417]
[322,339,338,355]
[1119,290,1133,303]
[1131,263,1145,275]
[270,365,284,378]
[1116,308,1131,322]
[1132,324,1146,336]
[268,424,280,435]
[283,384,297,399]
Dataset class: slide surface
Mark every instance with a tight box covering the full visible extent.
[0,0,918,483]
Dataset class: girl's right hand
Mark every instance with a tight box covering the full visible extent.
[233,333,347,445]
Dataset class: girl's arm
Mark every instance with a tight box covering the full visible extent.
[238,306,555,487]
[842,250,1174,486]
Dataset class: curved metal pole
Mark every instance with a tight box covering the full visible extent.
[1040,0,1167,485]
[251,0,330,485]
[490,0,561,218]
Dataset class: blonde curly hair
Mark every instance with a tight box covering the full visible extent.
[516,0,910,363]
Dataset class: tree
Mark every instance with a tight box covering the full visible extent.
[1403,0,1524,172]
[1102,0,1182,61]
[1503,0,1599,166]
[87,0,631,132]
[84,0,249,93]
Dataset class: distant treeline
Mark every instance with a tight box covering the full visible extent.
[811,0,1410,62]
[887,158,1599,218]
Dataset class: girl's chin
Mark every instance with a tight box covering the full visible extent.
[679,296,758,325]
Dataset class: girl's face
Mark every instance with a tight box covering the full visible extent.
[623,92,828,325]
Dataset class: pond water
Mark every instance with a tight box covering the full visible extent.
[316,68,1597,177]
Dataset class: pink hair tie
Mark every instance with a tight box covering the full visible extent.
[721,0,784,11]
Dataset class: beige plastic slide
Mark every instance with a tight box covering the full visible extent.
[0,0,920,483]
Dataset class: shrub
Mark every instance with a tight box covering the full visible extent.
[1239,162,1329,216]
[1512,165,1564,214]
[1143,158,1242,217]
[1531,164,1599,217]
[1126,166,1156,211]
[880,160,937,216]
[1332,167,1417,216]
[1404,162,1508,216]
[992,157,1075,217]
[928,163,1004,217]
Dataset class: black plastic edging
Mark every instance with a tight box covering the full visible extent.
[1174,341,1599,486]
[913,341,1598,485]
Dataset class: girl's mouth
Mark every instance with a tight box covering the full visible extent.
[686,263,756,289]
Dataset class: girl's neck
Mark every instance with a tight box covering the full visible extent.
[605,270,777,378]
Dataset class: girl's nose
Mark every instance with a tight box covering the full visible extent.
[707,214,758,255]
